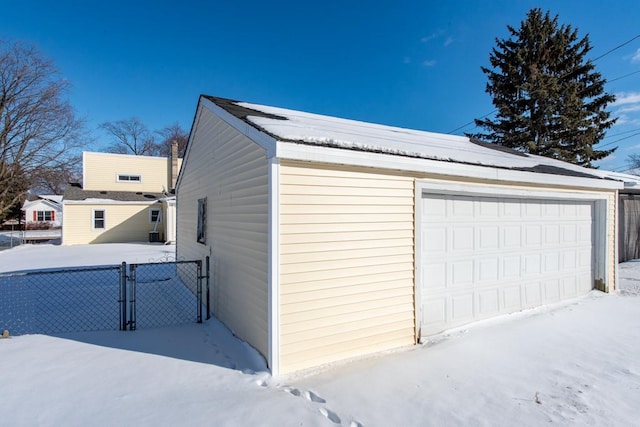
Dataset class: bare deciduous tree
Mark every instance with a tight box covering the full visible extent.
[157,123,188,157]
[100,117,159,156]
[30,155,82,195]
[626,153,640,176]
[0,40,86,221]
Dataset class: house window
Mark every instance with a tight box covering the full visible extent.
[197,198,206,244]
[117,174,142,182]
[93,210,105,229]
[36,211,53,221]
[149,208,162,224]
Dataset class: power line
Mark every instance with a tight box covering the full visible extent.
[597,131,640,148]
[447,109,496,134]
[609,70,640,83]
[592,33,640,62]
[602,127,640,139]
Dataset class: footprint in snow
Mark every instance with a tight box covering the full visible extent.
[319,407,341,424]
[282,386,301,397]
[304,390,326,403]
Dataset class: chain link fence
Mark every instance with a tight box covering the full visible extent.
[0,266,123,335]
[0,258,209,336]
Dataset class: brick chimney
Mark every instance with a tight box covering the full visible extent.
[170,140,179,190]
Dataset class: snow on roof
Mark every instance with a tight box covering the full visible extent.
[203,96,629,183]
[40,195,63,204]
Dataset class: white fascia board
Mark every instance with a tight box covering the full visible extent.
[200,97,277,158]
[267,157,280,375]
[276,141,624,191]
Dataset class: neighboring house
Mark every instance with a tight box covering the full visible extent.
[62,147,181,245]
[22,195,63,228]
[176,95,625,375]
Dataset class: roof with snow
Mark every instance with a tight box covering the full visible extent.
[202,95,634,185]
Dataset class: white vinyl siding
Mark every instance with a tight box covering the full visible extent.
[177,107,269,358]
[279,161,416,373]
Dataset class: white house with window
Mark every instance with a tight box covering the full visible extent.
[61,149,181,245]
[22,195,63,228]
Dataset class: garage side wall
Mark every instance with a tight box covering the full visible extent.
[177,107,269,358]
[279,161,416,373]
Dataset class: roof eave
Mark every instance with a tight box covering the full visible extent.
[275,140,624,191]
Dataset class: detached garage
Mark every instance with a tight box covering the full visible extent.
[177,95,622,375]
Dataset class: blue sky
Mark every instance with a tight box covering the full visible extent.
[2,1,639,171]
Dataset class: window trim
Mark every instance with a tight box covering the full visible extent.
[36,210,53,221]
[197,198,206,244]
[149,208,162,224]
[92,209,106,230]
[116,174,142,183]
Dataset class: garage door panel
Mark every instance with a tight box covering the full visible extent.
[421,194,594,338]
[452,197,474,217]
[451,293,474,321]
[423,262,446,289]
[422,297,446,327]
[503,226,522,247]
[544,225,560,244]
[523,282,543,307]
[423,227,446,253]
[543,252,560,273]
[523,254,542,276]
[543,279,561,303]
[453,226,474,251]
[524,225,542,246]
[477,257,499,282]
[502,286,522,310]
[478,226,499,249]
[478,289,500,316]
[502,256,521,279]
[451,260,474,286]
[561,276,578,298]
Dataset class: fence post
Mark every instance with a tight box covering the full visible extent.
[206,256,211,320]
[128,264,137,331]
[196,260,202,323]
[119,262,127,330]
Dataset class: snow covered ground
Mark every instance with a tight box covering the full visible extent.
[1,243,640,426]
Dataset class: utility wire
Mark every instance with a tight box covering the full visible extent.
[601,127,640,139]
[597,131,640,148]
[592,33,640,62]
[609,70,640,83]
[447,109,497,134]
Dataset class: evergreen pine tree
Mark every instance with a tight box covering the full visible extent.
[469,8,616,167]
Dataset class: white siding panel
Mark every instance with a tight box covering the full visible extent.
[177,107,269,358]
[279,161,416,373]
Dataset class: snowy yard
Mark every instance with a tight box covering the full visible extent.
[1,243,640,426]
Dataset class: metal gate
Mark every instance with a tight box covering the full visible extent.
[124,259,210,331]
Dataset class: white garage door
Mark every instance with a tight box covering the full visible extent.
[420,194,594,337]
